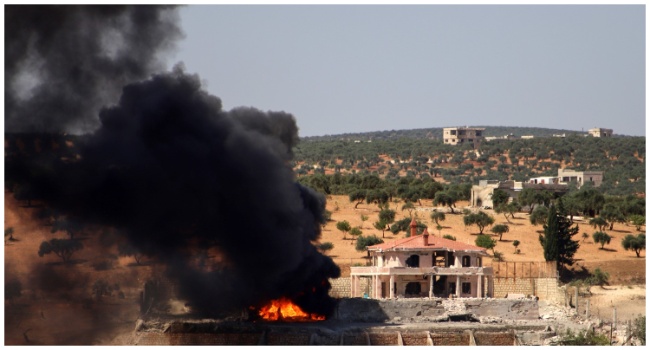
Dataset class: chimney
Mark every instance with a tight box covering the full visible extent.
[422,228,429,246]
[410,217,417,237]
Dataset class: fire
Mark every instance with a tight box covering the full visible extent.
[257,297,326,322]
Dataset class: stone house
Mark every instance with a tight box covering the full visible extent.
[588,127,613,138]
[557,169,603,188]
[443,127,485,148]
[350,219,494,300]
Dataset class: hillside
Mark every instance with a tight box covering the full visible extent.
[293,132,645,196]
[301,126,615,142]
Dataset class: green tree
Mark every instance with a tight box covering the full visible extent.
[491,189,510,208]
[430,210,446,226]
[336,220,352,240]
[51,218,84,240]
[622,234,645,257]
[630,214,645,231]
[463,211,495,234]
[475,234,497,254]
[38,238,83,263]
[518,188,553,214]
[491,224,509,241]
[530,206,549,226]
[589,217,608,232]
[349,190,367,209]
[356,235,384,252]
[349,226,363,239]
[390,217,426,236]
[513,240,520,253]
[374,208,396,238]
[321,209,332,228]
[539,200,580,273]
[573,185,605,217]
[318,242,334,253]
[600,202,626,231]
[433,191,458,214]
[495,200,520,224]
[401,201,416,217]
[592,231,611,250]
[373,219,389,238]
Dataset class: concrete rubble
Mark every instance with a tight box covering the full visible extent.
[130,296,641,345]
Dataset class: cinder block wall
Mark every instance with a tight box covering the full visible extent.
[329,277,369,298]
[534,278,565,304]
[493,278,535,298]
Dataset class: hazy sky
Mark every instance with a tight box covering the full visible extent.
[166,5,645,137]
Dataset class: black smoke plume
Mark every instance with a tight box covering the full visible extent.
[6,67,341,317]
[5,5,182,134]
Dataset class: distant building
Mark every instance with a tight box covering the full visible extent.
[471,169,603,208]
[484,133,517,142]
[557,169,603,188]
[588,128,613,138]
[443,127,485,148]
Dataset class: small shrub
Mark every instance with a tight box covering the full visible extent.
[586,268,610,287]
[493,251,505,262]
[558,328,610,345]
[442,234,456,241]
[513,240,520,253]
[475,234,497,253]
[632,315,646,345]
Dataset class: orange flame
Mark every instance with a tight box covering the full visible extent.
[257,297,326,322]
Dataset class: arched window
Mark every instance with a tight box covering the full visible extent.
[462,255,471,267]
[406,254,420,268]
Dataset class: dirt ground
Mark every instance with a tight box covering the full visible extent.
[321,195,646,284]
[3,193,646,345]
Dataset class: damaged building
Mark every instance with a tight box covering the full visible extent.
[350,219,494,299]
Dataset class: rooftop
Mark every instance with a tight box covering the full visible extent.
[367,229,487,254]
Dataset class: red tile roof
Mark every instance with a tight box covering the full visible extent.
[368,229,487,253]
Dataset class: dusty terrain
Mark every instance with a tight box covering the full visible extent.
[4,193,646,345]
[320,195,646,284]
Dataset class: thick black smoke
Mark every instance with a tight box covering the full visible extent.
[5,5,182,134]
[7,68,341,317]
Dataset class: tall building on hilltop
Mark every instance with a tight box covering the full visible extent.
[443,127,485,148]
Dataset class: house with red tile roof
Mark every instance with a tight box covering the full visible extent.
[350,218,494,299]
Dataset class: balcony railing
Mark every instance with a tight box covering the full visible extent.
[350,266,493,276]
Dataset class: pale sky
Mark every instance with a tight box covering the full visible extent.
[166,4,645,137]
